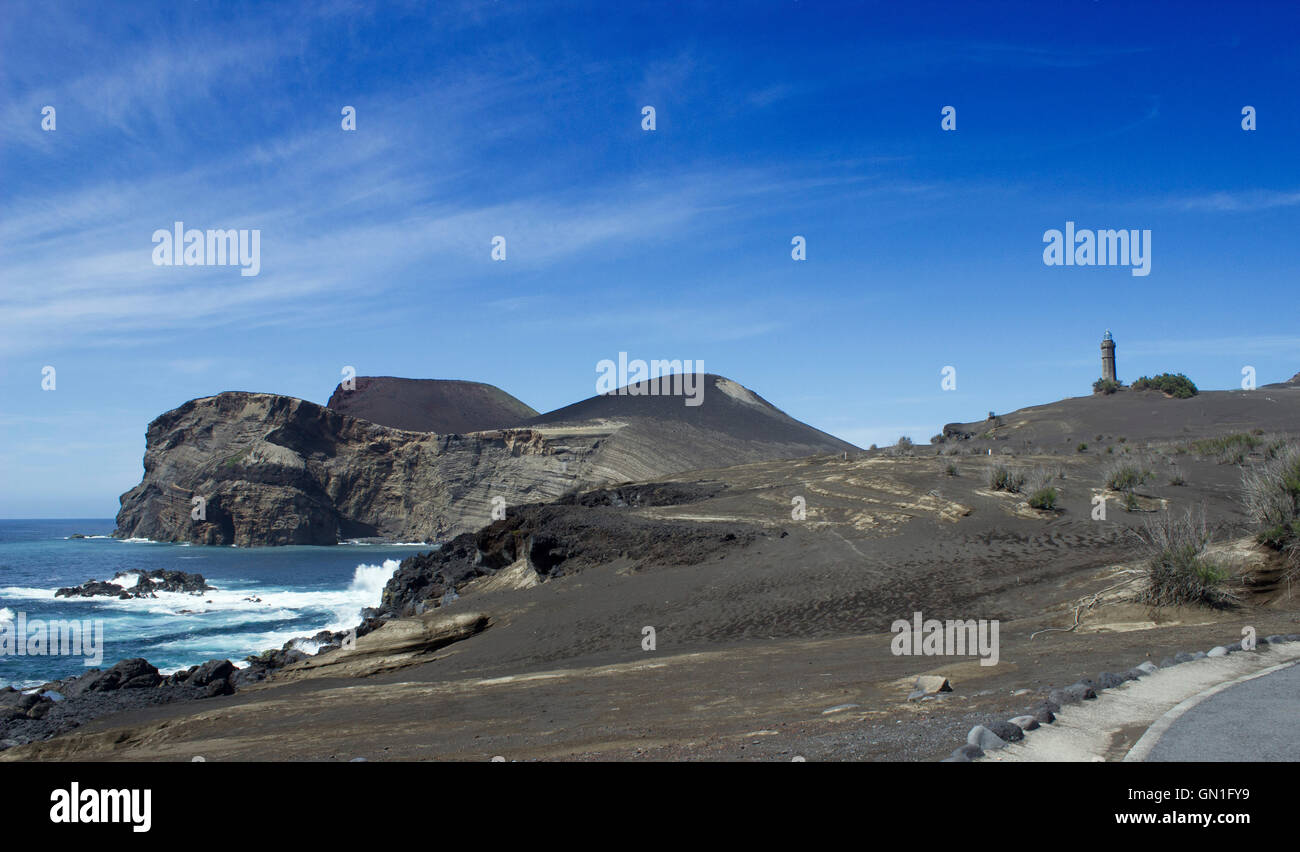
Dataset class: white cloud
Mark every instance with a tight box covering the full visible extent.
[1172,190,1300,213]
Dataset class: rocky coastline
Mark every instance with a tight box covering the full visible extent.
[4,482,764,752]
[1,565,358,751]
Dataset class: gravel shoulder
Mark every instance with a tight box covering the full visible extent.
[984,641,1300,762]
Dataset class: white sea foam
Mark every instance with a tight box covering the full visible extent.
[4,560,401,672]
[140,559,399,649]
[0,586,58,599]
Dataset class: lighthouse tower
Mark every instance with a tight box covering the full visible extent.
[1101,330,1117,383]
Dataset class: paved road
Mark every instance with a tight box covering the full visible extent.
[1146,660,1300,761]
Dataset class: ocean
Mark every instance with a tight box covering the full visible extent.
[0,519,431,689]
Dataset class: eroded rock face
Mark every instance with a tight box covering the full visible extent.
[380,488,763,618]
[114,392,586,546]
[114,376,858,546]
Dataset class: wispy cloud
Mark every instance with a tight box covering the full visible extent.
[1169,190,1300,213]
[0,38,283,150]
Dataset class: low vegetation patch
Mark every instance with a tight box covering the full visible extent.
[1135,509,1235,608]
[1191,433,1260,464]
[1131,372,1198,398]
[1093,378,1120,395]
[1021,467,1059,510]
[987,463,1025,493]
[220,450,251,469]
[1103,459,1150,493]
[1243,443,1300,567]
[1027,486,1058,510]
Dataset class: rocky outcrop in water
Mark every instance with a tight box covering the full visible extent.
[55,569,213,599]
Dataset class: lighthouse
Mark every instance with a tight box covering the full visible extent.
[1101,330,1117,383]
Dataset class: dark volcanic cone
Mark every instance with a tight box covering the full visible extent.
[327,376,537,434]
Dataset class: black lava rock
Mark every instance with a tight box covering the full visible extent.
[986,721,1025,742]
[1098,672,1126,689]
[186,659,235,687]
[1064,682,1097,701]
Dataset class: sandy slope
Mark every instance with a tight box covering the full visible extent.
[11,407,1300,760]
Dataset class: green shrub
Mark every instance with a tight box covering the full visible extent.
[1243,443,1300,562]
[1136,510,1234,608]
[1192,434,1260,455]
[987,464,1025,493]
[1077,443,1088,452]
[1257,520,1300,551]
[1131,373,1198,398]
[1104,460,1149,492]
[1028,487,1058,510]
[944,462,958,477]
[1093,378,1120,395]
[1191,433,1261,464]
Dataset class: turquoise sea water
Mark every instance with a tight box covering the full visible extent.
[0,519,429,689]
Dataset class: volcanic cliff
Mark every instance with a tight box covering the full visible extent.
[113,375,857,546]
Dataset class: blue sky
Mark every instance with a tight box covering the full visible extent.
[2,0,1298,517]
